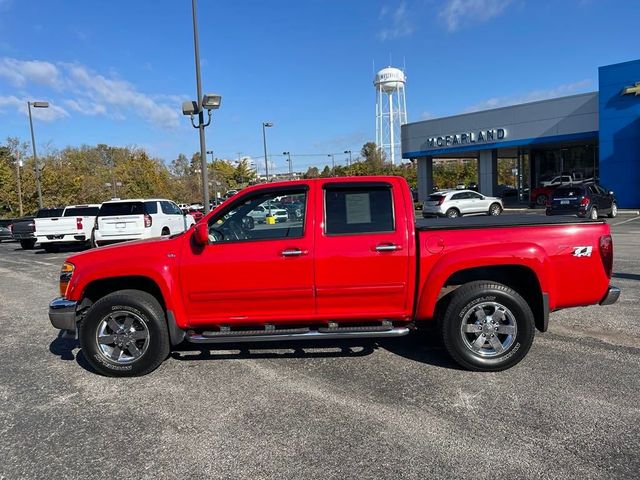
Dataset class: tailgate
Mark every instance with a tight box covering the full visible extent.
[98,215,145,235]
[35,217,78,236]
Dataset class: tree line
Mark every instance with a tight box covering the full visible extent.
[2,137,511,218]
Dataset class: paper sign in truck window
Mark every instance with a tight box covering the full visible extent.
[345,193,371,224]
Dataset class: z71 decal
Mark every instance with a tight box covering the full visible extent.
[573,246,593,257]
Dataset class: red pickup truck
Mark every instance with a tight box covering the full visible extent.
[49,176,619,377]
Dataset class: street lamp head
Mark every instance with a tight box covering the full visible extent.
[31,101,49,108]
[344,150,351,154]
[182,100,199,116]
[206,150,213,154]
[283,151,289,155]
[202,93,222,110]
[263,122,273,128]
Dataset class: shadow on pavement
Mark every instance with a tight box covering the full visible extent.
[379,330,463,371]
[48,329,461,372]
[613,272,640,281]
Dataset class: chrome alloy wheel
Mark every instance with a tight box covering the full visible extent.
[95,311,150,364]
[460,302,517,357]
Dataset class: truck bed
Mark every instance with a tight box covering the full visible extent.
[416,214,602,231]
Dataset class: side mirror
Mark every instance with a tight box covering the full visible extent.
[193,222,209,246]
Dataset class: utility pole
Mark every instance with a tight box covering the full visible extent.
[283,151,292,180]
[328,154,335,176]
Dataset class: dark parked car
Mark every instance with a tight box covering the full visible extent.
[546,184,617,219]
[11,208,64,249]
[0,219,14,242]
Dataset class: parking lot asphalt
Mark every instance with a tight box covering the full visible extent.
[1,214,639,479]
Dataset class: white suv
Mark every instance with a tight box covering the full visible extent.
[422,190,503,218]
[93,199,195,247]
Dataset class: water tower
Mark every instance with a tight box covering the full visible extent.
[374,66,408,165]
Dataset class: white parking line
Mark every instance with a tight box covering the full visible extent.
[612,216,640,226]
[0,257,59,267]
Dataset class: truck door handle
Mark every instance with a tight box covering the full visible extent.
[375,244,401,252]
[281,248,307,257]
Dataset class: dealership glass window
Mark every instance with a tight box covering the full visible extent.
[532,143,598,188]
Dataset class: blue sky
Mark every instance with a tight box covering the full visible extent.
[1,0,639,174]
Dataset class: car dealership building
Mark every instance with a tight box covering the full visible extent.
[402,59,640,208]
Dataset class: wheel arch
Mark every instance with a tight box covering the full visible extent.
[416,245,553,332]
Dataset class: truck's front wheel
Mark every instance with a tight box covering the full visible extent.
[440,281,535,371]
[79,290,170,377]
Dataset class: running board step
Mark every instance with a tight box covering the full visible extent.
[186,326,410,344]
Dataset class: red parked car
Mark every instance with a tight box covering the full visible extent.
[49,176,619,376]
[187,209,204,222]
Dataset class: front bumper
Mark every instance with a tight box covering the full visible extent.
[600,286,620,306]
[49,297,78,331]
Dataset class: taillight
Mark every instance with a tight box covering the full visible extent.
[31,222,36,232]
[599,235,613,278]
[76,217,83,230]
[94,217,99,231]
[144,214,152,228]
[59,262,74,297]
[580,197,590,207]
[437,196,445,205]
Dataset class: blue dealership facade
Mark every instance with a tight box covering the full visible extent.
[402,59,640,208]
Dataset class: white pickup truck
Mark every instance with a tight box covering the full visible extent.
[35,204,101,252]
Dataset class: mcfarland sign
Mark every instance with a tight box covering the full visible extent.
[425,128,507,149]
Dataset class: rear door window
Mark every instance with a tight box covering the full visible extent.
[324,184,394,235]
[99,202,145,216]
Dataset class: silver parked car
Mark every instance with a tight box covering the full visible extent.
[423,190,503,218]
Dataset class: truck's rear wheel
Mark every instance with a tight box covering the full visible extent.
[79,290,170,377]
[20,239,36,250]
[440,281,535,371]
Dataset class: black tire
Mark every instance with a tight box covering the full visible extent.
[535,194,547,206]
[440,281,535,371]
[608,202,617,218]
[90,229,97,248]
[79,289,170,377]
[590,207,598,220]
[43,244,59,253]
[161,227,170,236]
[20,239,36,250]
[488,203,502,216]
[445,208,460,218]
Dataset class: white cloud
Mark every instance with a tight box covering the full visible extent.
[378,2,414,41]
[420,111,436,120]
[0,57,183,129]
[0,95,69,121]
[63,99,107,116]
[0,58,61,88]
[439,0,513,32]
[464,79,593,112]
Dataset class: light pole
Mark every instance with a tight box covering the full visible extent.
[283,151,292,180]
[182,0,222,215]
[14,151,23,216]
[328,154,335,175]
[344,150,352,166]
[27,100,49,208]
[262,122,273,182]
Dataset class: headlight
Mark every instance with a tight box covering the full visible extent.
[60,262,75,297]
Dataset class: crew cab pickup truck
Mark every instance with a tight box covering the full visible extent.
[12,208,64,250]
[48,176,619,377]
[35,204,101,252]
